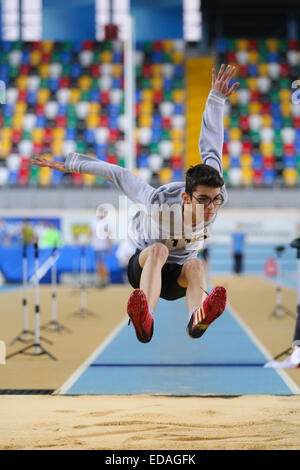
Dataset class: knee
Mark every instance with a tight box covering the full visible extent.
[183,258,204,278]
[149,243,169,263]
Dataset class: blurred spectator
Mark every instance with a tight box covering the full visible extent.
[231,223,246,275]
[116,238,136,283]
[22,219,35,245]
[35,220,48,246]
[39,222,63,248]
[90,210,112,287]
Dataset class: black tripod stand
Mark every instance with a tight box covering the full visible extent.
[266,238,300,363]
[269,245,295,319]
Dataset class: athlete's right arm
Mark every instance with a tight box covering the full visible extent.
[31,153,155,205]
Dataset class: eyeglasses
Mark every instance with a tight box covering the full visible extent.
[192,194,224,207]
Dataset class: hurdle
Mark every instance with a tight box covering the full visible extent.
[7,242,56,361]
[70,245,99,318]
[41,246,72,333]
[269,245,295,319]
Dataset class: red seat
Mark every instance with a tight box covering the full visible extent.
[162,117,171,130]
[44,128,53,144]
[263,156,275,169]
[250,90,260,101]
[59,77,71,88]
[135,102,141,115]
[71,173,83,186]
[18,90,28,101]
[283,143,295,156]
[18,157,30,186]
[293,117,300,129]
[32,41,41,50]
[20,64,30,75]
[90,64,101,78]
[55,115,67,127]
[154,41,163,52]
[253,170,263,185]
[242,141,253,154]
[101,91,110,105]
[261,102,271,114]
[100,115,109,127]
[248,40,258,50]
[41,52,51,63]
[280,63,290,78]
[239,116,249,132]
[223,142,228,154]
[109,129,119,142]
[136,143,141,155]
[288,39,298,50]
[35,103,45,115]
[153,90,163,105]
[82,40,94,50]
[107,155,118,165]
[33,142,44,155]
[227,52,237,63]
[170,156,182,169]
[12,129,22,145]
[142,64,152,78]
[238,65,248,78]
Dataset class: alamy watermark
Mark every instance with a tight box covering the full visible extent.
[0,341,5,365]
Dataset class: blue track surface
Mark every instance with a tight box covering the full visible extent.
[65,296,296,396]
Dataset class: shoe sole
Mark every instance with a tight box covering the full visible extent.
[188,286,227,338]
[127,289,153,343]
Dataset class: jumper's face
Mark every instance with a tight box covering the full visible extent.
[181,185,223,223]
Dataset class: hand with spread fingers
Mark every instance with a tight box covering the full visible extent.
[31,156,66,173]
[212,64,240,97]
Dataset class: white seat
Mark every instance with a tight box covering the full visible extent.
[79,50,93,67]
[49,63,62,78]
[138,168,152,183]
[9,50,22,66]
[23,113,37,131]
[171,114,185,129]
[45,101,59,119]
[287,50,299,66]
[75,101,90,119]
[281,127,295,144]
[98,76,112,91]
[173,40,185,52]
[117,115,126,132]
[135,51,144,67]
[138,127,152,146]
[63,140,76,155]
[56,88,70,104]
[249,114,262,131]
[149,154,163,172]
[223,101,231,116]
[291,103,300,117]
[229,168,242,187]
[7,154,20,171]
[27,75,40,91]
[159,101,174,118]
[110,89,123,105]
[95,127,109,144]
[162,64,174,78]
[228,141,242,156]
[6,87,18,104]
[101,64,113,76]
[18,140,33,156]
[158,140,173,158]
[0,168,8,186]
[236,50,249,65]
[116,140,127,157]
[260,127,274,142]
[257,76,271,93]
[112,40,123,53]
[237,89,250,105]
[267,62,280,79]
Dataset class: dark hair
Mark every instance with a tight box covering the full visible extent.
[185,164,224,196]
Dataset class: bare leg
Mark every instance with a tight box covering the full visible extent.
[177,258,208,314]
[138,243,169,312]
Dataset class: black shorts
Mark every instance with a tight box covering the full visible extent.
[127,249,187,301]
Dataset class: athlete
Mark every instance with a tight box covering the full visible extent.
[32,64,239,344]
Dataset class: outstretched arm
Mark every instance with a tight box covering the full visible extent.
[199,64,239,174]
[32,153,155,205]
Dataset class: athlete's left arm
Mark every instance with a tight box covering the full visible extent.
[199,65,239,175]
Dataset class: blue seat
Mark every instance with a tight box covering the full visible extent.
[71,63,82,79]
[84,129,95,144]
[216,38,227,54]
[248,64,258,77]
[173,169,183,181]
[21,51,30,64]
[8,171,18,186]
[61,51,72,64]
[28,90,37,106]
[268,52,279,62]
[163,78,173,91]
[48,78,59,92]
[36,115,46,127]
[109,116,118,129]
[3,103,14,117]
[137,154,149,168]
[112,78,122,89]
[253,154,263,170]
[152,51,163,63]
[174,103,184,114]
[231,156,240,168]
[66,128,77,140]
[113,52,122,63]
[283,156,296,168]
[90,89,100,102]
[174,65,184,78]
[263,169,276,185]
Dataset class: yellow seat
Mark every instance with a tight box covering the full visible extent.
[32,128,45,143]
[101,51,112,63]
[241,154,252,169]
[260,142,274,157]
[0,140,11,158]
[247,77,258,91]
[51,140,63,154]
[12,114,24,129]
[152,64,162,77]
[83,171,96,187]
[258,63,268,76]
[171,129,184,141]
[151,76,163,91]
[139,114,152,128]
[159,167,173,184]
[141,89,153,102]
[16,76,28,91]
[172,51,184,65]
[42,41,54,53]
[39,167,52,187]
[89,103,101,115]
[173,139,184,156]
[163,41,173,53]
[39,64,50,79]
[229,128,242,141]
[223,154,230,171]
[78,76,92,91]
[283,169,297,187]
[242,168,253,186]
[30,50,42,67]
[228,92,238,106]
[52,128,65,141]
[249,101,261,114]
[223,115,230,129]
[37,89,50,104]
[112,64,122,78]
[140,101,153,114]
[86,114,99,128]
[236,39,248,50]
[281,102,291,118]
[1,128,12,141]
[266,39,278,52]
[248,51,258,64]
[70,89,81,104]
[262,115,272,127]
[172,89,185,104]
[279,89,291,103]
[15,102,27,114]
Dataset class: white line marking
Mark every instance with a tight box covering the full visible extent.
[54,317,128,395]
[227,302,300,395]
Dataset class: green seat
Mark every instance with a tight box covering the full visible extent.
[258,39,267,52]
[62,41,72,52]
[102,41,112,51]
[62,65,70,77]
[274,142,283,158]
[239,104,249,116]
[76,141,87,153]
[162,130,171,139]
[164,90,172,101]
[163,53,172,62]
[150,143,159,153]
[227,39,236,52]
[237,78,247,89]
[40,78,48,88]
[174,78,184,89]
[9,66,19,79]
[230,116,239,127]
[141,78,151,89]
[223,170,229,184]
[1,52,8,64]
[283,117,292,127]
[118,157,125,168]
[81,91,90,100]
[270,90,279,103]
[279,78,289,89]
[143,42,153,54]
[67,116,77,128]
[30,165,39,185]
[258,51,268,62]
[13,41,22,50]
[3,116,12,127]
[23,130,32,141]
[136,66,142,78]
[278,39,287,53]
[250,130,260,145]
[51,51,61,62]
